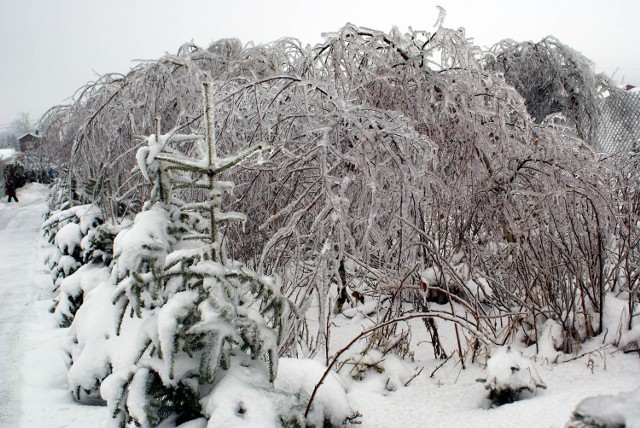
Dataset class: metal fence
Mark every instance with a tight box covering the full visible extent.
[596,90,640,154]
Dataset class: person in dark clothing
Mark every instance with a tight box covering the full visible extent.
[6,178,18,202]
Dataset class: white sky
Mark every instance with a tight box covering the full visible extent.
[1,0,638,131]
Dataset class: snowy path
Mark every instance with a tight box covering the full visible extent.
[0,184,108,428]
[0,184,49,427]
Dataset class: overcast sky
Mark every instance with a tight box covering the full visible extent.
[1,0,638,131]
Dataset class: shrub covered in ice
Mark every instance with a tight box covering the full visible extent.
[478,346,546,406]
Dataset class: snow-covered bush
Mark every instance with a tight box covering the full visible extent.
[50,222,83,283]
[343,348,417,394]
[567,387,640,428]
[55,263,112,334]
[53,222,120,326]
[43,204,126,327]
[43,204,108,325]
[81,221,120,266]
[275,358,359,427]
[477,346,546,406]
[63,278,121,404]
[43,204,103,274]
[201,353,305,428]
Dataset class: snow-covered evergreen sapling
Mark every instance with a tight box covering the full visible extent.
[42,181,123,402]
[43,203,107,326]
[476,346,546,406]
[63,270,118,405]
[43,204,104,286]
[102,86,300,427]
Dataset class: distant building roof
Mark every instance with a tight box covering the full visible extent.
[18,132,40,143]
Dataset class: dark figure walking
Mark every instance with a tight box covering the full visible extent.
[6,178,18,202]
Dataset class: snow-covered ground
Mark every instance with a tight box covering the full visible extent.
[0,184,48,426]
[0,148,17,161]
[1,184,640,427]
[0,184,107,427]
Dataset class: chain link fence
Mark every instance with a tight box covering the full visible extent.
[596,90,640,154]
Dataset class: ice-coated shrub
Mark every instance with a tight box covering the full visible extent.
[38,15,635,363]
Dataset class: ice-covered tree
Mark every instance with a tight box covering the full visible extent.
[484,37,610,142]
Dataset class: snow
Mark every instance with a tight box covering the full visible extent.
[64,278,118,404]
[203,357,284,428]
[137,134,169,183]
[56,254,81,276]
[571,387,640,427]
[0,184,49,427]
[42,204,103,236]
[0,184,108,426]
[112,205,172,280]
[127,368,152,425]
[341,300,378,319]
[482,346,546,403]
[537,319,564,364]
[0,148,17,161]
[60,264,110,299]
[275,358,355,427]
[2,184,640,427]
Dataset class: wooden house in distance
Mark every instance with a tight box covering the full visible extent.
[18,132,41,152]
